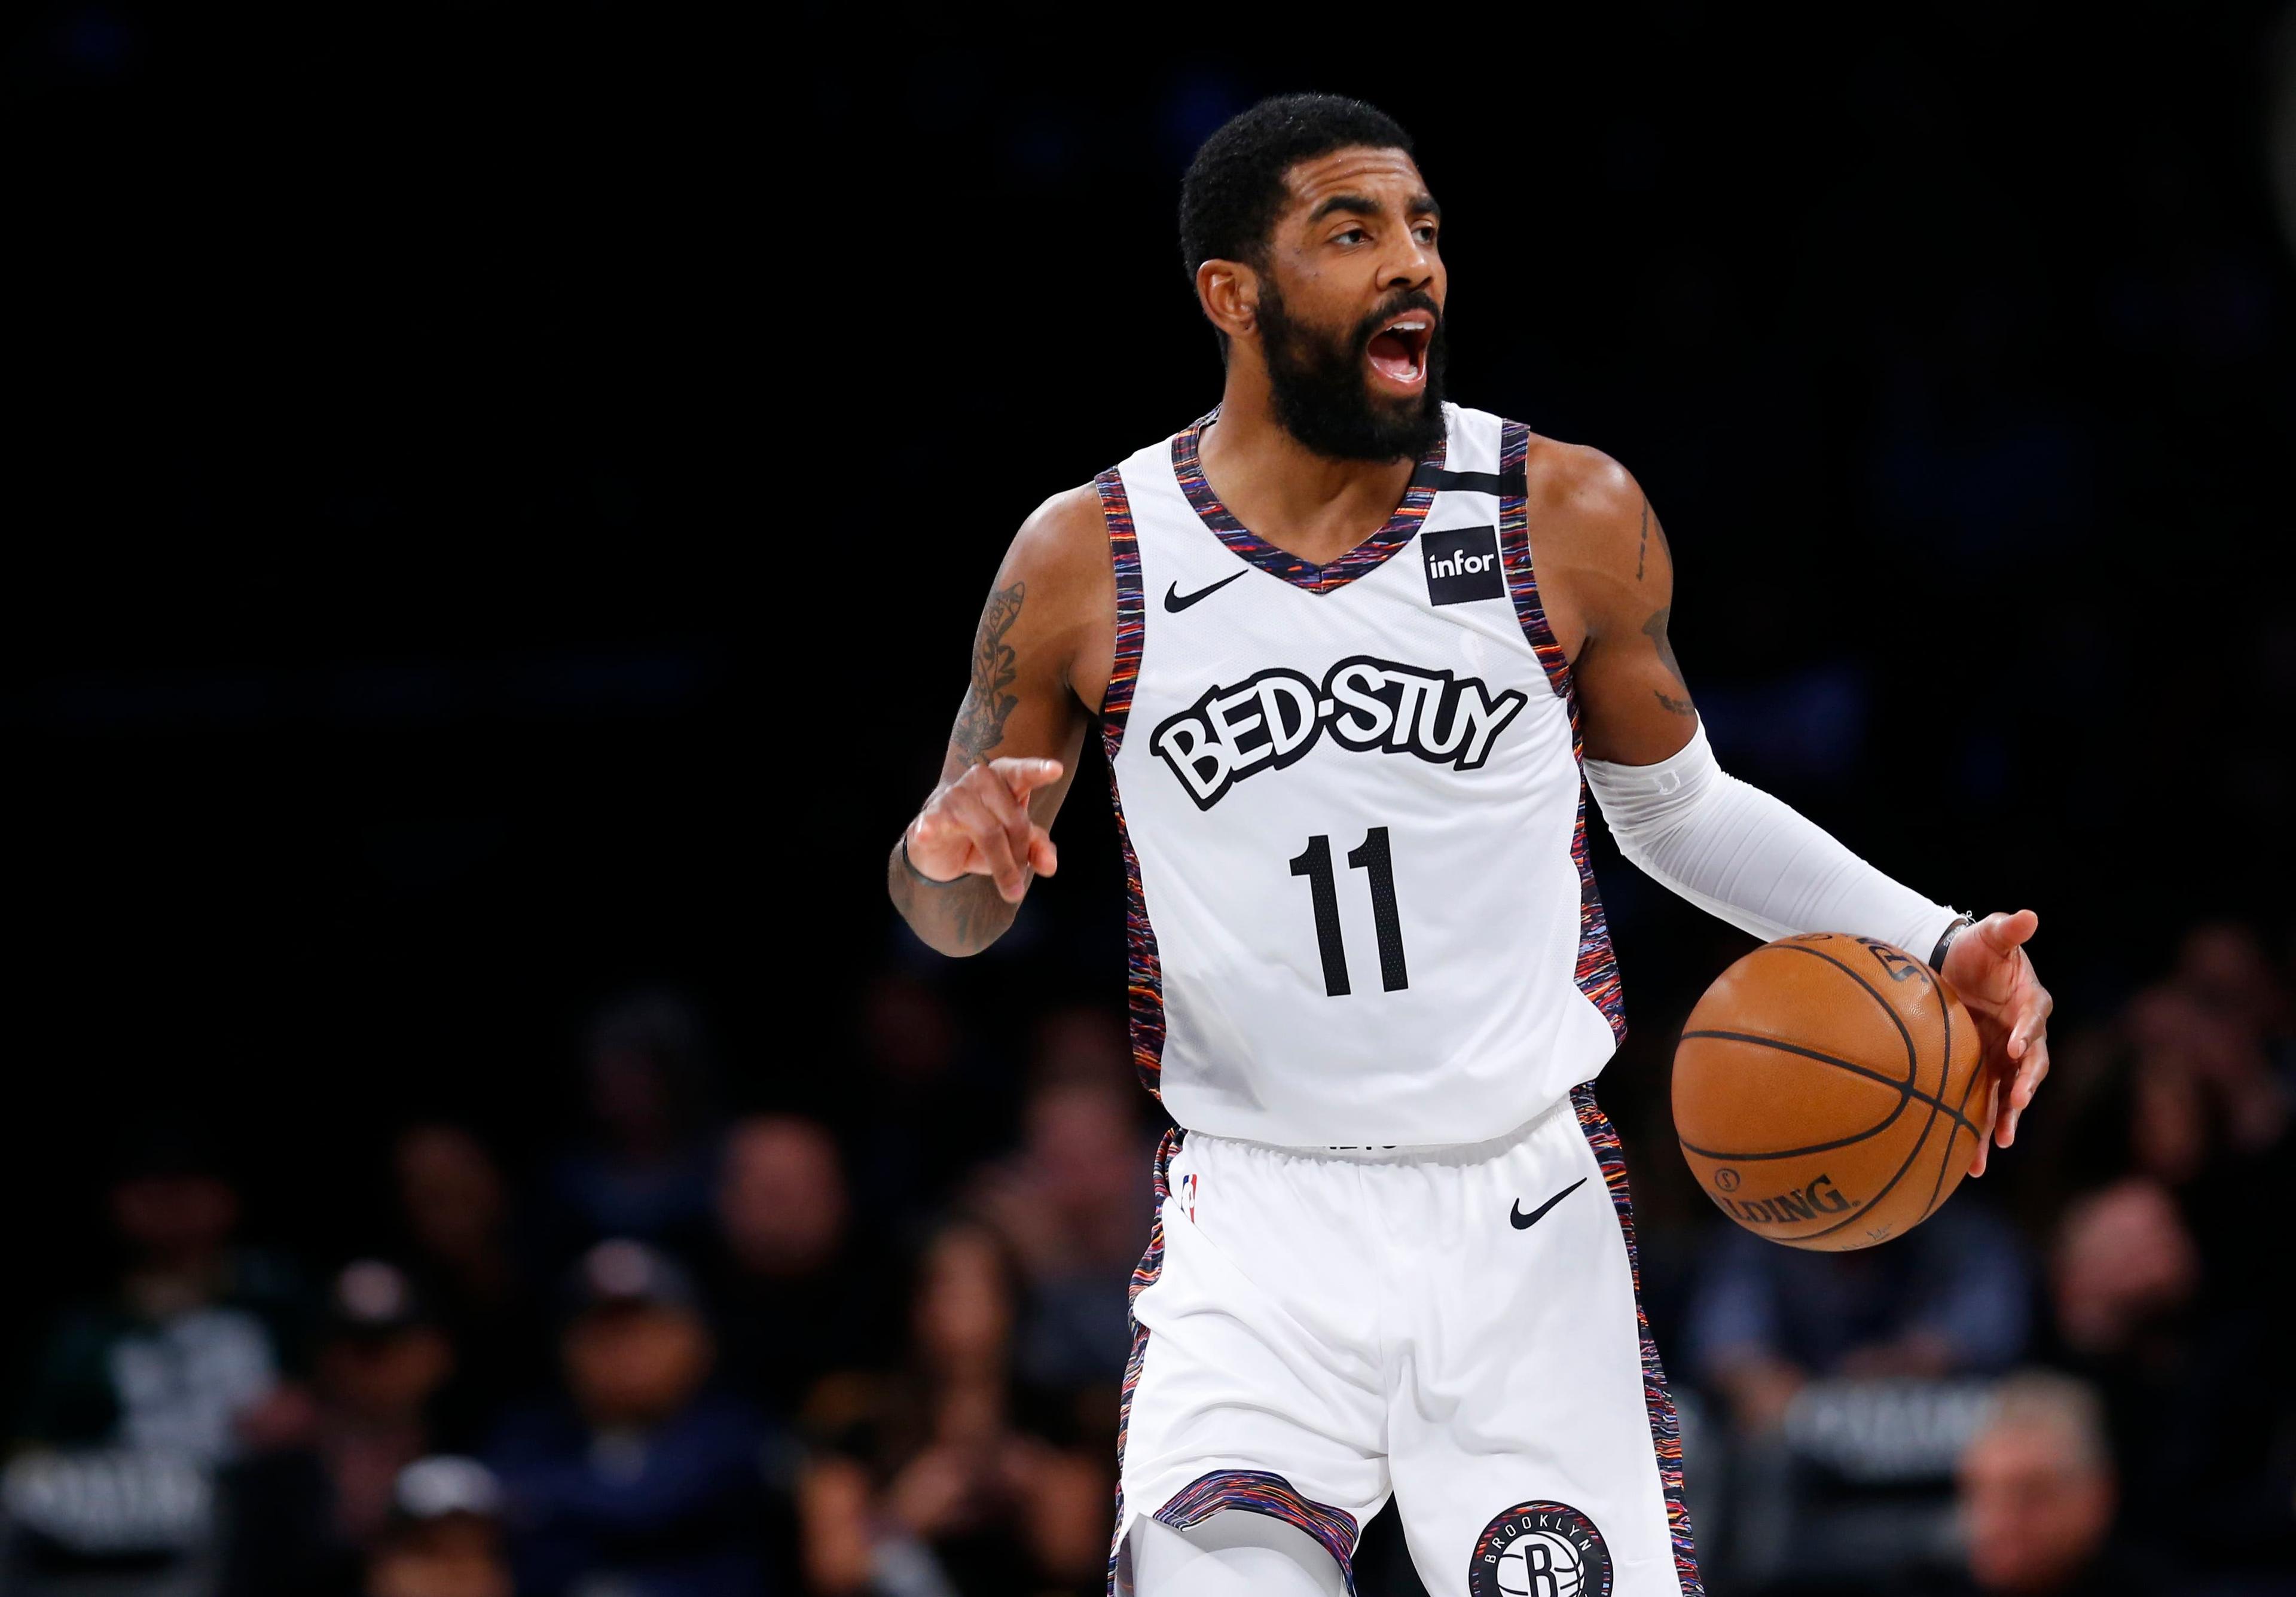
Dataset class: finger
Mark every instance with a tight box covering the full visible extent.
[2012,1038,2051,1112]
[992,756,1065,796]
[1028,829,1059,877]
[1977,908,2039,955]
[942,790,1026,899]
[1968,1136,1989,1178]
[965,769,1041,890]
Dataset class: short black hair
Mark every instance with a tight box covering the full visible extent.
[1178,93,1415,283]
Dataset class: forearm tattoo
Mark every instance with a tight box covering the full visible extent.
[952,582,1025,764]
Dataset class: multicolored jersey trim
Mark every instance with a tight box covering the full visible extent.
[1498,420,1625,1042]
[1095,466,1167,1099]
[1573,1084,1703,1595]
[1170,410,1446,594]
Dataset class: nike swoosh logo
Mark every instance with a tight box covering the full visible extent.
[1510,1177,1587,1230]
[1163,571,1247,613]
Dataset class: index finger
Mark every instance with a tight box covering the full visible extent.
[990,756,1065,796]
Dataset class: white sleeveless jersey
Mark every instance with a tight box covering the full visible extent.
[1095,404,1625,1149]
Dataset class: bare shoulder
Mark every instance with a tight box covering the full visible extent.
[1518,433,1647,566]
[1004,481,1113,586]
[1512,431,1666,658]
[991,480,1118,712]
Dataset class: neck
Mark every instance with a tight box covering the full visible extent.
[1201,358,1421,566]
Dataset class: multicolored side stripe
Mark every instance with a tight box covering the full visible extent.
[1572,1084,1703,1596]
[1498,420,1626,1043]
[1171,410,1445,594]
[1153,1471,1361,1597]
[1109,1128,1180,1596]
[1096,466,1167,1099]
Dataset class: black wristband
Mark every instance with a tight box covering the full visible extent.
[1929,912,1977,972]
[897,833,964,887]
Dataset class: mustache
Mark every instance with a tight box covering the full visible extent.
[1352,291,1443,349]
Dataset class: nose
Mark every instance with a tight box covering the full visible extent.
[1382,233,1436,295]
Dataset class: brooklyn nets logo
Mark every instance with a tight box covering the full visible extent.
[1468,1500,1612,1597]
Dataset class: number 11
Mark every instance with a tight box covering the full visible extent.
[1287,825,1409,997]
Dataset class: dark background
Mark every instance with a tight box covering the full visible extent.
[8,2,2294,1593]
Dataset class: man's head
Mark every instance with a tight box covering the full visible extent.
[718,1114,848,1278]
[1180,93,1446,460]
[560,1239,714,1428]
[1959,1372,2117,1595]
[319,1259,454,1422]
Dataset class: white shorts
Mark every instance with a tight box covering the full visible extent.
[1112,1086,1700,1597]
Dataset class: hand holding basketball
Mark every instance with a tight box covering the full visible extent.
[907,758,1064,902]
[1938,910,2052,1177]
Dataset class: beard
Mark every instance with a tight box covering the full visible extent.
[1257,280,1449,462]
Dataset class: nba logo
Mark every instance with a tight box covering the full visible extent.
[1181,1172,1198,1223]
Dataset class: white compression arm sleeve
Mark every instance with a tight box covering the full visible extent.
[1583,721,1961,957]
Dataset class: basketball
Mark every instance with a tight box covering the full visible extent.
[1672,932,1995,1251]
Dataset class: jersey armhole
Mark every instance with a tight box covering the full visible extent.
[1496,420,1575,702]
[1095,465,1146,759]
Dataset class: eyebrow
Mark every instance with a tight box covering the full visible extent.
[1306,192,1443,225]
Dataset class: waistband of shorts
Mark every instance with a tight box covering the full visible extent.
[1178,1089,1584,1169]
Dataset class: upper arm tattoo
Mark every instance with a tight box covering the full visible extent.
[1636,499,1649,581]
[952,581,1027,764]
[1642,604,1695,717]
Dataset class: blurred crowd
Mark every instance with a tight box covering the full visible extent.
[5,924,2292,1597]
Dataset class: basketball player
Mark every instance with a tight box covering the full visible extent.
[887,95,2053,1597]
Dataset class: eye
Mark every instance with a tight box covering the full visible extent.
[1333,227,1366,245]
[1413,224,1438,245]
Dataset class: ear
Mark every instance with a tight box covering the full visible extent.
[1195,258,1260,343]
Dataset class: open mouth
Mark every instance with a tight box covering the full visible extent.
[1364,311,1434,388]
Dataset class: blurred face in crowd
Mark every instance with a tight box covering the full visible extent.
[320,1326,454,1422]
[719,1116,847,1278]
[1960,1421,2115,1593]
[564,1302,713,1427]
[111,1171,239,1265]
[588,1046,680,1153]
[1025,1082,1137,1211]
[2051,1178,2200,1355]
[367,1516,511,1597]
[915,1226,1013,1376]
[862,973,958,1085]
[396,1126,507,1266]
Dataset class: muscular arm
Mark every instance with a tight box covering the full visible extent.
[887,485,1113,957]
[1521,446,1698,765]
[1529,445,2053,1170]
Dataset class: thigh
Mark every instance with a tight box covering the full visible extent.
[1115,1132,1391,1595]
[1386,1091,1699,1597]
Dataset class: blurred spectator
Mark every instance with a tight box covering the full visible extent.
[799,1223,1107,1596]
[974,1076,1154,1399]
[487,1239,775,1596]
[16,1126,303,1461]
[4,1127,303,1582]
[225,1260,457,1595]
[709,1115,900,1422]
[2049,1178,2199,1358]
[546,992,725,1264]
[1687,1201,2031,1434]
[1944,1372,2133,1597]
[393,1124,546,1443]
[2046,1180,2296,1583]
[843,973,1012,1227]
[366,1456,514,1597]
